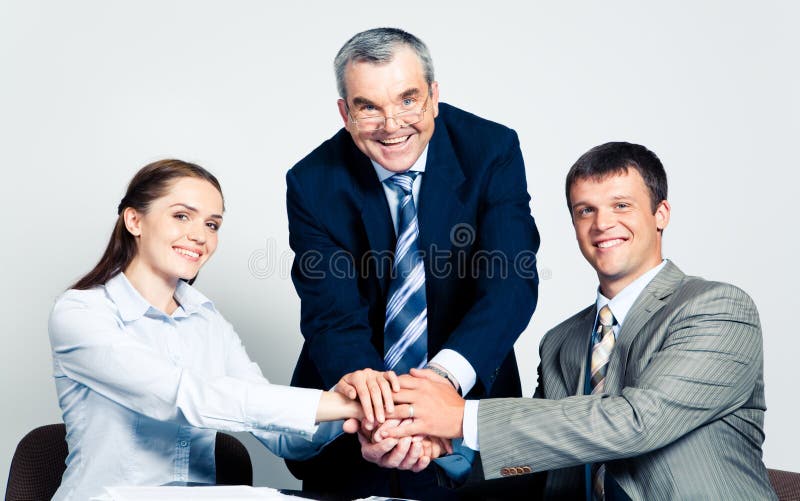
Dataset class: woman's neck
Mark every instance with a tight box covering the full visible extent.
[123,259,179,315]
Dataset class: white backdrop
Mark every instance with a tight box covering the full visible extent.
[2,0,798,494]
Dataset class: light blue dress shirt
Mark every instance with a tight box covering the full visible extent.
[49,273,341,501]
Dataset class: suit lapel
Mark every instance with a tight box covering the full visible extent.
[349,141,395,295]
[604,261,686,393]
[558,306,597,396]
[417,117,466,253]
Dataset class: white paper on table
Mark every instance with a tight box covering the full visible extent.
[98,486,298,500]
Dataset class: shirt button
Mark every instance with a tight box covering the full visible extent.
[180,440,188,447]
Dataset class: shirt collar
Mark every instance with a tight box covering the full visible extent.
[173,279,214,316]
[595,260,667,327]
[370,144,429,182]
[104,272,214,322]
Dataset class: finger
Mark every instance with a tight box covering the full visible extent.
[428,440,441,458]
[397,374,420,389]
[384,403,416,421]
[368,378,385,423]
[400,403,416,420]
[411,455,431,473]
[389,390,419,406]
[398,440,423,470]
[421,440,432,458]
[355,381,375,428]
[359,433,397,463]
[378,375,394,414]
[386,370,400,392]
[383,419,423,439]
[342,418,360,434]
[381,436,412,468]
[360,419,373,435]
[443,438,454,455]
[335,380,357,400]
[372,419,401,443]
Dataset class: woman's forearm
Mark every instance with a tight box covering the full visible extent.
[315,390,364,423]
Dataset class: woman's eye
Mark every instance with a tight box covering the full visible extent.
[206,222,219,231]
[174,213,189,221]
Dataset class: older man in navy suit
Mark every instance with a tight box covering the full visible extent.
[284,28,540,499]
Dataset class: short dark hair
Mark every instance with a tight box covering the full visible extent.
[565,142,668,213]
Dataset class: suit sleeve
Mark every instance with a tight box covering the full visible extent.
[476,283,763,479]
[286,169,385,389]
[440,131,540,394]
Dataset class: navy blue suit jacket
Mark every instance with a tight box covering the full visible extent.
[285,103,540,496]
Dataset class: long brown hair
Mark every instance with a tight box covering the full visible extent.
[72,159,224,290]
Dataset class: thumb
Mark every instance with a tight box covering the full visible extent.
[342,418,360,434]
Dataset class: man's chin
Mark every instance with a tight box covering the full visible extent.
[373,154,417,173]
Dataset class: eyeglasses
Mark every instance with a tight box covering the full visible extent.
[347,96,430,131]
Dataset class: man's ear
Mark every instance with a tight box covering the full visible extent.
[430,81,440,118]
[337,99,350,128]
[123,207,143,237]
[655,200,671,232]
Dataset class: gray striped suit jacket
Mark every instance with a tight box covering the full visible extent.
[477,261,775,500]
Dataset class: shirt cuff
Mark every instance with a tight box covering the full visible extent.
[462,400,480,451]
[429,349,477,396]
[246,383,322,436]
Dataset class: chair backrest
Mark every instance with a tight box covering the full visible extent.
[5,424,253,500]
[5,424,67,501]
[768,468,800,501]
[215,432,253,486]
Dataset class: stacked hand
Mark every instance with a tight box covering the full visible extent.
[335,367,465,470]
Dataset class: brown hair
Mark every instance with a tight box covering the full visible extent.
[72,159,223,290]
[565,142,668,214]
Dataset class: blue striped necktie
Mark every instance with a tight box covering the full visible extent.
[383,172,428,374]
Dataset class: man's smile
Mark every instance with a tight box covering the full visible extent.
[595,238,627,249]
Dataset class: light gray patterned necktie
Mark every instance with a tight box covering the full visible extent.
[591,305,615,500]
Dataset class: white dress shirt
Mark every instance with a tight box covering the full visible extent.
[461,260,668,450]
[371,147,477,395]
[49,273,341,501]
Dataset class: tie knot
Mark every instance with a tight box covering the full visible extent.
[598,305,614,327]
[386,172,419,196]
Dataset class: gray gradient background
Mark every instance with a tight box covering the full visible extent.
[1,0,797,494]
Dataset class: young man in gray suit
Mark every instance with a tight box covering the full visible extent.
[369,142,774,500]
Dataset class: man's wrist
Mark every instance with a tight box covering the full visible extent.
[425,363,459,391]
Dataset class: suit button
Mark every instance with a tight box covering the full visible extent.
[522,466,532,474]
[515,467,525,475]
[500,468,510,476]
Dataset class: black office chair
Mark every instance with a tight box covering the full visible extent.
[768,468,800,501]
[5,423,252,501]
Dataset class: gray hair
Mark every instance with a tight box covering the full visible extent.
[334,27,435,100]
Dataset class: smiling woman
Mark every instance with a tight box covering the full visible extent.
[47,160,401,501]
